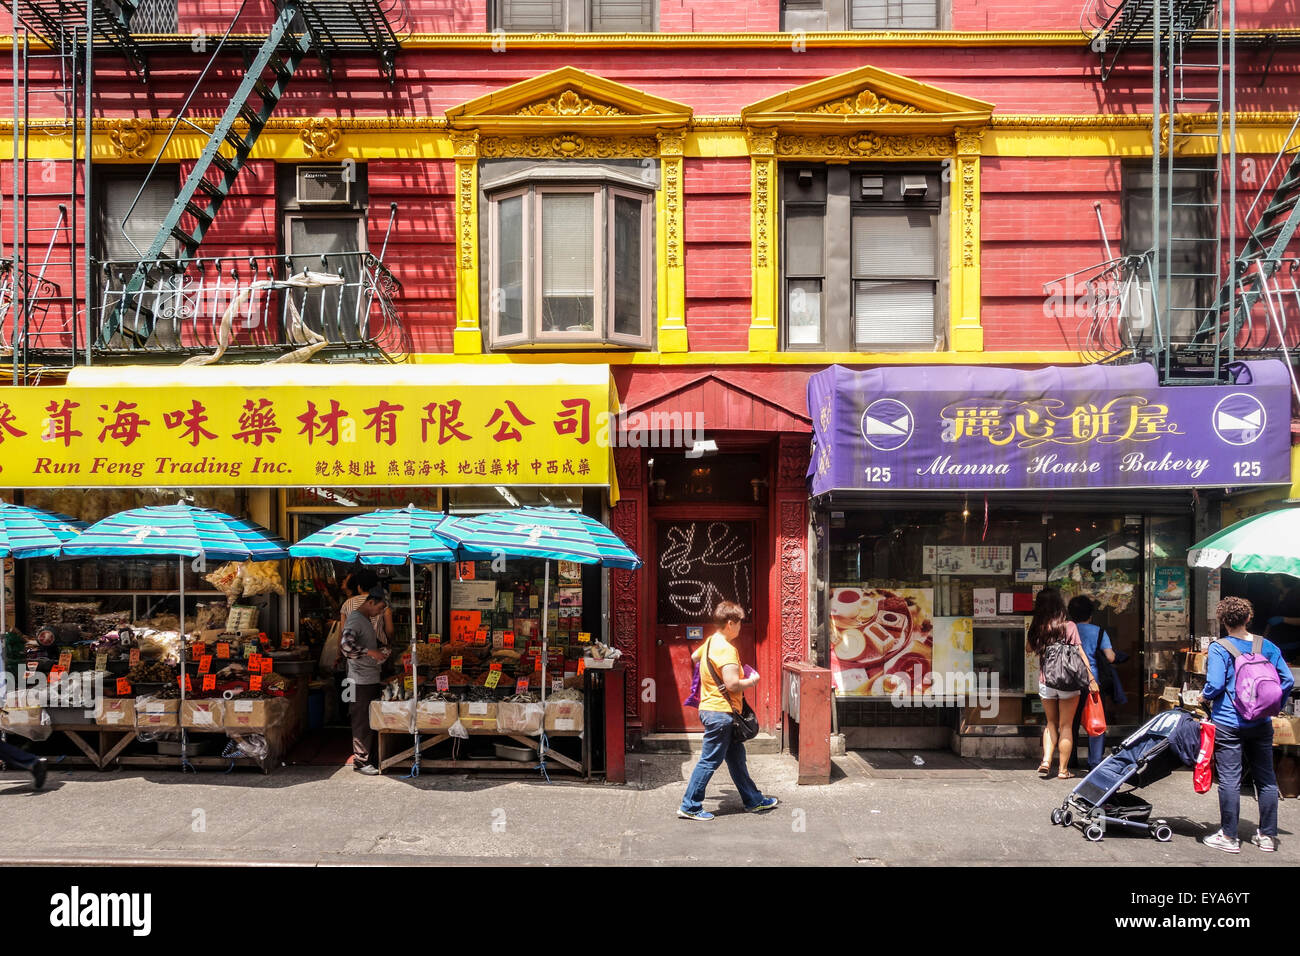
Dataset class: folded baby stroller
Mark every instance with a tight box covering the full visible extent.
[1050,708,1201,843]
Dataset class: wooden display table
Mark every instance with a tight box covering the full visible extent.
[375,728,587,776]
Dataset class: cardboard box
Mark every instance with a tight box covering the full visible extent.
[369,699,416,732]
[459,701,498,721]
[136,698,179,730]
[95,698,136,727]
[226,697,287,732]
[459,716,498,732]
[544,699,584,733]
[0,706,45,731]
[415,699,458,731]
[496,702,544,734]
[1272,715,1300,747]
[181,699,226,730]
[961,697,1022,727]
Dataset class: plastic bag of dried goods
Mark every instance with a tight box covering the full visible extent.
[239,562,284,597]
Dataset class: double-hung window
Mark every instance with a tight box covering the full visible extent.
[781,0,942,30]
[782,164,944,351]
[492,0,655,31]
[485,166,654,349]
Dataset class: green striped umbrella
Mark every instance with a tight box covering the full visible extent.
[1188,507,1300,577]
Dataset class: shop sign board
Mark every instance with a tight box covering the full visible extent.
[0,383,610,487]
[808,361,1292,494]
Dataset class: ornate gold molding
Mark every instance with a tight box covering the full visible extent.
[811,88,920,115]
[775,132,954,158]
[478,133,659,158]
[753,161,772,270]
[955,127,983,155]
[450,130,480,158]
[514,89,627,117]
[746,128,778,156]
[107,118,152,159]
[299,117,342,158]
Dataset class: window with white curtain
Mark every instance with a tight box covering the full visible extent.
[781,164,944,351]
[486,178,654,349]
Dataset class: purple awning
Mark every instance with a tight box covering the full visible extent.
[808,361,1293,495]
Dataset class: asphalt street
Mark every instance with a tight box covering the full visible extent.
[0,748,1294,866]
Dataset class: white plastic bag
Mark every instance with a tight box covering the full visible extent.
[446,718,469,740]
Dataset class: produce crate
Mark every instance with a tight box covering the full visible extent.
[496,702,544,734]
[0,706,45,733]
[225,697,288,732]
[544,699,584,733]
[95,698,136,727]
[136,698,180,730]
[369,699,416,732]
[180,699,226,730]
[415,699,458,731]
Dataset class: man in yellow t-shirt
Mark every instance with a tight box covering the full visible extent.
[678,602,779,821]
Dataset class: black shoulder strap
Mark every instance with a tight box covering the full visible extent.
[703,636,741,716]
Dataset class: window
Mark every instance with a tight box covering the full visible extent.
[129,0,178,32]
[1121,163,1216,342]
[781,0,940,30]
[97,167,178,263]
[781,164,944,351]
[484,168,654,349]
[492,0,655,31]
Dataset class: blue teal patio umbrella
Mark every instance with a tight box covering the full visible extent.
[61,504,289,769]
[0,502,87,690]
[435,506,640,715]
[289,506,463,774]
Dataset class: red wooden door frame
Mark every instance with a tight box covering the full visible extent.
[645,501,774,732]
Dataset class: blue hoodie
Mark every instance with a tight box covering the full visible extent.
[1202,634,1294,730]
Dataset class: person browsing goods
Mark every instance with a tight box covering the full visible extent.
[340,586,391,776]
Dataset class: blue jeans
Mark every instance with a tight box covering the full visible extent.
[1087,732,1106,770]
[680,710,766,814]
[1214,723,1279,840]
[0,738,36,771]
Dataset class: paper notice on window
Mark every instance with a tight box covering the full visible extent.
[973,589,997,618]
[998,592,1015,614]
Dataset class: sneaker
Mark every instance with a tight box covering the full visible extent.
[30,760,46,791]
[1250,832,1278,852]
[746,797,780,814]
[353,763,380,776]
[676,808,715,821]
[1202,829,1240,854]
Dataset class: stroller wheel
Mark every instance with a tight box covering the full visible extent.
[1050,808,1062,826]
[1153,824,1173,843]
[1060,810,1074,828]
[1085,825,1105,842]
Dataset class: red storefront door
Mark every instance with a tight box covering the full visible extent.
[652,510,764,732]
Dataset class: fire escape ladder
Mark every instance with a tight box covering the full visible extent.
[18,0,149,79]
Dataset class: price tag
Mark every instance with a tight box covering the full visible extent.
[192,643,206,660]
[116,678,132,695]
[216,642,230,660]
[504,631,515,648]
[129,648,141,666]
[450,656,463,672]
[202,674,216,692]
[281,634,295,650]
[576,658,586,677]
[515,678,530,695]
[95,652,109,671]
[58,650,72,669]
[198,655,213,675]
[485,670,501,689]
[529,595,539,610]
[179,673,193,693]
[260,657,273,675]
[436,674,450,692]
[474,628,488,645]
[249,675,263,692]
[404,676,414,691]
[427,633,440,644]
[552,678,565,694]
[50,665,66,683]
[244,643,256,659]
[578,632,592,644]
[456,561,476,580]
[490,661,503,673]
[534,656,543,673]
[248,654,262,673]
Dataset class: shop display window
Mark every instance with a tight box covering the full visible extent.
[825,507,1147,724]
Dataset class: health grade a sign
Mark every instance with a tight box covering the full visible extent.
[0,379,611,488]
[808,361,1292,494]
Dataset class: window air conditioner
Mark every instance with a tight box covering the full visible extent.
[297,165,351,205]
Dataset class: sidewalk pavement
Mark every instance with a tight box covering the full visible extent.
[0,749,1293,866]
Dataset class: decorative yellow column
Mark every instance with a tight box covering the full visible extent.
[747,128,779,353]
[656,129,688,353]
[452,131,483,355]
[950,127,984,352]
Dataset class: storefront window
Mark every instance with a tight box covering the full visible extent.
[448,487,584,513]
[826,507,1149,725]
[286,487,442,509]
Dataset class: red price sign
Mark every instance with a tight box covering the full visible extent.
[198,655,213,675]
[49,666,66,683]
[116,678,132,695]
[216,643,231,660]
[534,656,543,673]
[281,635,294,650]
[504,631,515,648]
[129,648,141,666]
[515,678,530,695]
[248,654,262,673]
[490,661,503,673]
[192,643,206,660]
[474,629,488,645]
[57,650,73,669]
[260,657,273,675]
[179,673,193,693]
[202,674,216,692]
[576,658,587,677]
[249,675,263,692]
[450,656,463,672]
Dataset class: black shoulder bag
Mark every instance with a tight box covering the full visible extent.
[704,637,760,742]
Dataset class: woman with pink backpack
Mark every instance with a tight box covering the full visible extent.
[1201,596,1294,853]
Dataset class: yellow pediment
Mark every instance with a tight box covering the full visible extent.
[447,67,693,134]
[743,66,994,133]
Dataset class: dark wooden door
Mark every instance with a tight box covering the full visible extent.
[653,515,759,732]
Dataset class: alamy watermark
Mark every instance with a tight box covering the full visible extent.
[888,669,1000,718]
[594,409,707,455]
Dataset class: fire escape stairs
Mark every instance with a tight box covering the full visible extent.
[18,0,149,79]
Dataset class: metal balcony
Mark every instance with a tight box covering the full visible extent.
[89,251,408,363]
[1046,253,1160,364]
